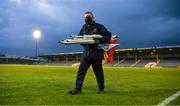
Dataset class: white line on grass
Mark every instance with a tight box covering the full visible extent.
[157,90,180,106]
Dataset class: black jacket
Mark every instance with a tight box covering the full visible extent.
[79,22,111,60]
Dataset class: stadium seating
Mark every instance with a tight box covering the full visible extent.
[135,59,157,67]
[157,59,180,68]
[117,60,135,67]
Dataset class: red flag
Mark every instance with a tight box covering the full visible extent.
[106,39,118,63]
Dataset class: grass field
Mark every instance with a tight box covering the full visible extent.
[0,64,180,105]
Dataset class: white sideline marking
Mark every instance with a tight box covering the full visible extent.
[157,91,180,106]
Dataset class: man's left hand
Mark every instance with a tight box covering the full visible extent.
[95,39,100,44]
[94,38,100,44]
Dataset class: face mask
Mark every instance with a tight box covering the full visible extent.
[85,18,93,25]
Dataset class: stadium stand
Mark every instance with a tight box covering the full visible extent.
[1,46,179,68]
[39,46,180,68]
[0,56,40,64]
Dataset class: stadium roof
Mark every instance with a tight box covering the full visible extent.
[116,45,180,51]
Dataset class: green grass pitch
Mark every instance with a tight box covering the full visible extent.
[0,64,180,105]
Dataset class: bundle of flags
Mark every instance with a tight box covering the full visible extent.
[104,37,119,63]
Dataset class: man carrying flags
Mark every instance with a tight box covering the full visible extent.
[69,11,111,95]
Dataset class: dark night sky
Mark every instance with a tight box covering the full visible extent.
[0,0,180,56]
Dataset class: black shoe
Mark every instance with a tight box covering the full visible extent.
[69,89,81,95]
[97,89,104,94]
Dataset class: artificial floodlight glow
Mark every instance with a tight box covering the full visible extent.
[33,30,41,40]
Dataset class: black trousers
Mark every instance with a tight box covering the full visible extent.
[75,58,104,90]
